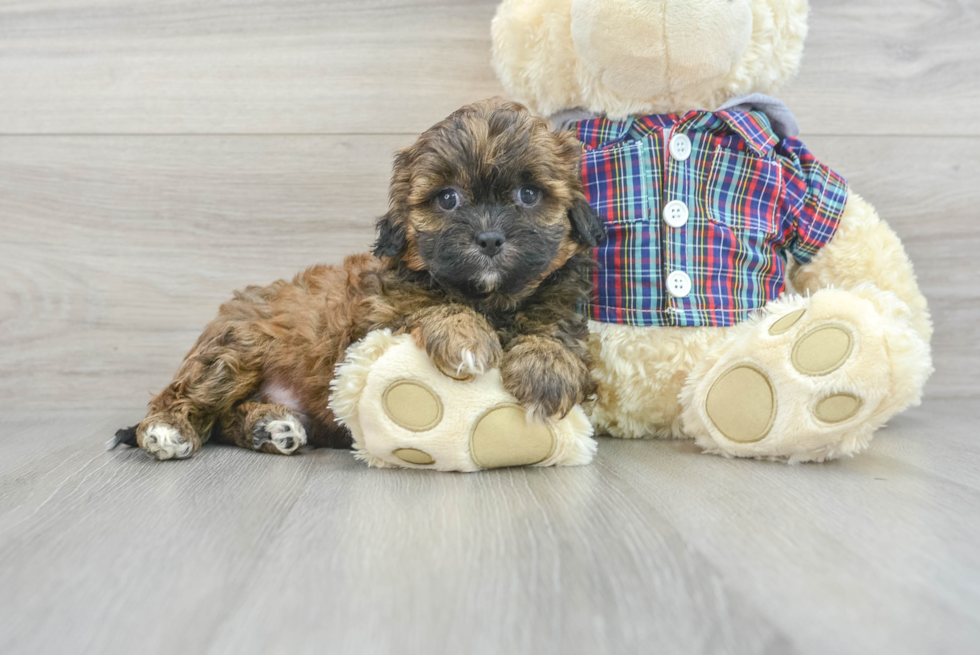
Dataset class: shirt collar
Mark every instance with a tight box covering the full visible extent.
[576,110,779,156]
[714,110,779,156]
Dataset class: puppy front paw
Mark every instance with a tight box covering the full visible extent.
[501,336,592,421]
[411,309,503,381]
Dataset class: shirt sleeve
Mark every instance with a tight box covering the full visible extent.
[775,137,848,264]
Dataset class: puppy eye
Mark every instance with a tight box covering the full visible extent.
[435,189,459,211]
[517,186,540,207]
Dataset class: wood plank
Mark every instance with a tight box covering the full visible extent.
[593,423,980,655]
[0,0,977,135]
[0,404,977,654]
[0,410,120,476]
[0,0,505,135]
[783,0,980,135]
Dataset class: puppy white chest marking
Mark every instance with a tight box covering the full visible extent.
[259,381,303,413]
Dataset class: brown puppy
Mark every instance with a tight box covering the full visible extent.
[114,98,605,460]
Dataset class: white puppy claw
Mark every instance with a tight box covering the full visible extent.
[142,424,194,460]
[254,416,308,455]
[455,348,485,378]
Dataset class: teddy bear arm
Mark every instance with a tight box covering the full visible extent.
[789,190,932,344]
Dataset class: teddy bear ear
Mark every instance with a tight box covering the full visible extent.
[491,0,582,117]
[493,0,808,118]
[568,198,606,248]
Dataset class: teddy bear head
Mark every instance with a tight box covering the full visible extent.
[492,0,809,119]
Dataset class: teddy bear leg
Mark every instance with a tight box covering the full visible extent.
[329,330,596,472]
[587,322,730,440]
[679,286,932,462]
[790,190,932,344]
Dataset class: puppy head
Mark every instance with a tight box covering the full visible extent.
[373,98,604,300]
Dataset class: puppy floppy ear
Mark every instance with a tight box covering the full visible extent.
[373,147,414,260]
[568,197,606,248]
[372,212,407,259]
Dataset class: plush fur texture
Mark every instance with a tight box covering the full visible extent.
[587,322,728,440]
[492,0,808,118]
[121,99,605,461]
[789,192,933,343]
[491,0,933,462]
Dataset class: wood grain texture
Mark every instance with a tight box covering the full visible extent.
[782,0,980,135]
[0,134,406,410]
[0,0,505,135]
[0,402,978,655]
[0,0,978,135]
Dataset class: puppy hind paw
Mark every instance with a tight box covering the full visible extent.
[140,423,195,460]
[253,416,307,455]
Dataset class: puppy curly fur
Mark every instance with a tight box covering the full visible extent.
[117,98,605,460]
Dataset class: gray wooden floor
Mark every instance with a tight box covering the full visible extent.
[1,1,979,653]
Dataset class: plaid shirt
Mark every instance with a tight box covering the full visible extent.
[574,110,848,327]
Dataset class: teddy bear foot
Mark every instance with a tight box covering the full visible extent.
[680,287,930,463]
[382,383,557,469]
[330,330,596,472]
[703,321,860,444]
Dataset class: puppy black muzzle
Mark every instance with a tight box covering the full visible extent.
[417,204,565,296]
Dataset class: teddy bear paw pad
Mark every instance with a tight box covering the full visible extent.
[392,448,435,465]
[470,404,556,469]
[704,366,776,444]
[332,330,597,471]
[382,379,444,432]
[768,308,806,335]
[813,394,862,423]
[791,324,854,376]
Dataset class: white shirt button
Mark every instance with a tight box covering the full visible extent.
[662,199,689,228]
[666,271,692,298]
[669,133,692,161]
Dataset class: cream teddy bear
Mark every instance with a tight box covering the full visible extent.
[490,0,932,462]
[332,0,931,469]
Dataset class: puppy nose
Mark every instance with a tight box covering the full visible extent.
[476,231,506,257]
